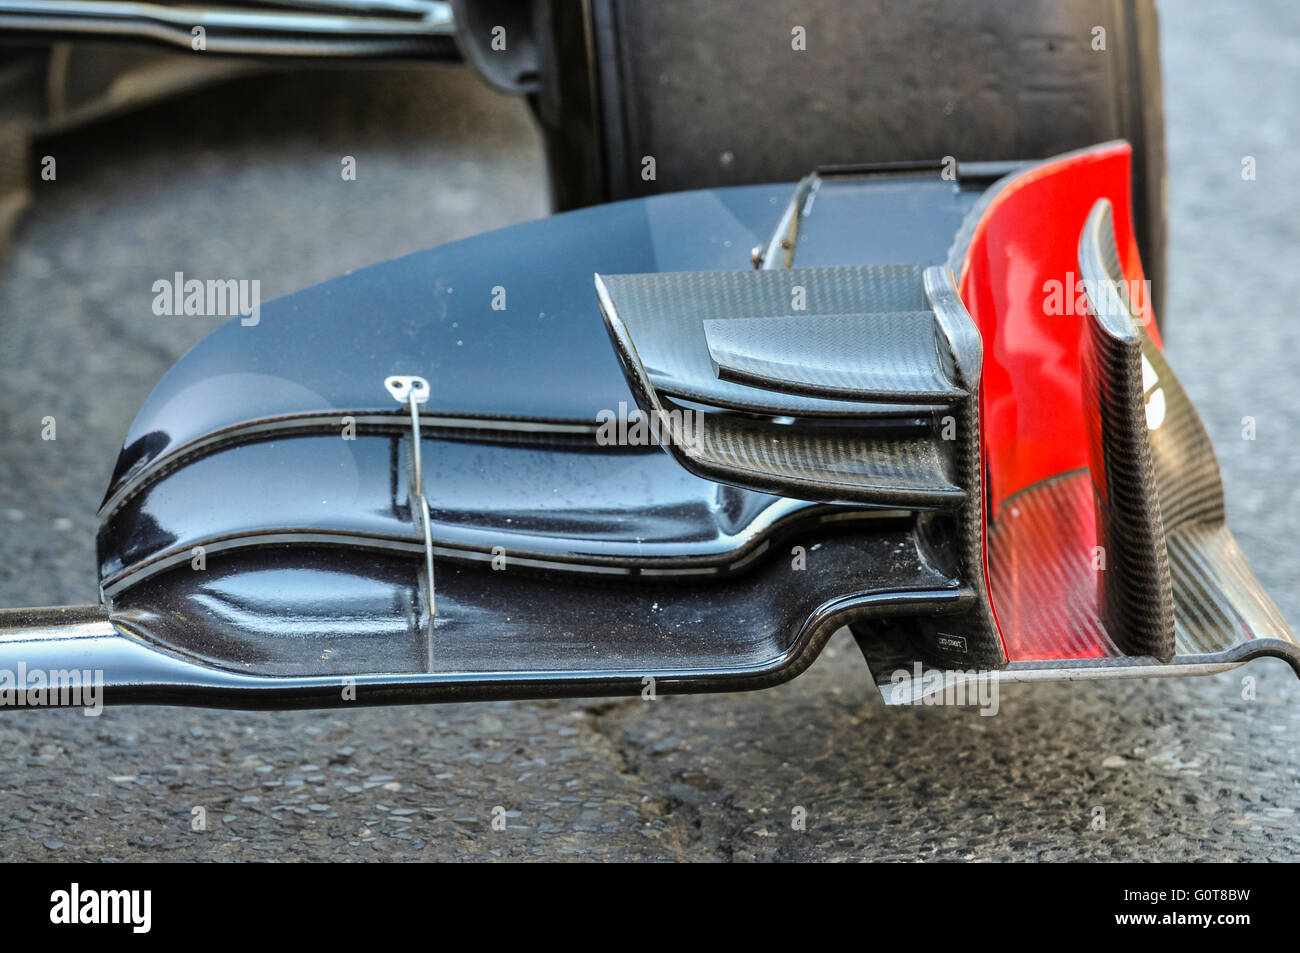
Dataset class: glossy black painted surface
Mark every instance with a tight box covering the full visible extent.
[86,170,990,698]
[102,177,981,508]
[111,530,954,679]
[99,430,855,591]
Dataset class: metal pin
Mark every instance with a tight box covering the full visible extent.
[384,375,435,623]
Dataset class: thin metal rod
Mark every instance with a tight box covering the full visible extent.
[408,393,435,623]
[407,394,425,494]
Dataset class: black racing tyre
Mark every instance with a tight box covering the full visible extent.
[541,0,1166,324]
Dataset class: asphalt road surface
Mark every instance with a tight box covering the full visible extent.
[0,2,1297,861]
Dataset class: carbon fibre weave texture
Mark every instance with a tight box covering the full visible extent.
[917,266,1002,668]
[988,199,1294,663]
[703,311,962,402]
[597,265,969,509]
[674,411,963,508]
[597,265,930,416]
[598,264,1006,669]
[1140,338,1226,531]
[1078,265,1175,661]
[989,471,1297,660]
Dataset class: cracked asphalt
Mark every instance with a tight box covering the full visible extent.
[0,2,1297,861]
